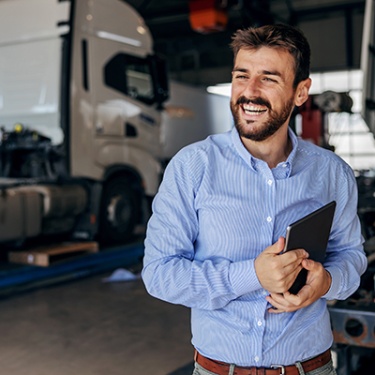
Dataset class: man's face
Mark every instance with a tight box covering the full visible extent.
[230,47,303,142]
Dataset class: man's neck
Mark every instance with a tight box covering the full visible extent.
[241,129,292,169]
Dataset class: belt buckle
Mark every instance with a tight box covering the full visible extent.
[271,365,285,375]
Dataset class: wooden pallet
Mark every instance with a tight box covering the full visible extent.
[8,241,99,267]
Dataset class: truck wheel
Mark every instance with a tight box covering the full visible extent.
[98,177,140,244]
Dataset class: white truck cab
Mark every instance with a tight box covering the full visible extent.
[0,0,169,245]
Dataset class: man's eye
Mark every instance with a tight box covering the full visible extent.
[263,77,277,82]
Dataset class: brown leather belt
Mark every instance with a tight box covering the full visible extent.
[194,349,332,375]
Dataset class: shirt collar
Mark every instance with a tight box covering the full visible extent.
[231,126,298,177]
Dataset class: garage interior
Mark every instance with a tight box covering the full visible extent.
[0,0,374,374]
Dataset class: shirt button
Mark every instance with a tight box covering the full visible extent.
[254,356,260,363]
[257,320,262,326]
[267,179,273,186]
[267,216,272,223]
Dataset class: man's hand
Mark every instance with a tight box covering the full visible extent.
[266,258,332,313]
[254,237,309,294]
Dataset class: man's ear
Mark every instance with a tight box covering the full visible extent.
[295,78,312,107]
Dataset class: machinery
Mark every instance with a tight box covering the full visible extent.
[297,89,375,373]
[327,1,375,372]
[330,173,375,374]
[0,0,169,246]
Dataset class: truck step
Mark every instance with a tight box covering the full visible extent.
[8,242,99,267]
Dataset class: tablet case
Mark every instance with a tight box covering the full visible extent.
[283,201,336,294]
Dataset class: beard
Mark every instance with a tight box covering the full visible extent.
[230,95,295,142]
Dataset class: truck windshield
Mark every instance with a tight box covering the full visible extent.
[0,37,64,145]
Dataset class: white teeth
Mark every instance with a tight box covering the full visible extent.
[243,104,266,113]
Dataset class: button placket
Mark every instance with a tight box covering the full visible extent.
[266,176,274,225]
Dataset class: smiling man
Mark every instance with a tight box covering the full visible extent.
[142,24,367,375]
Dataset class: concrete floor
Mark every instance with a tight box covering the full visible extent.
[1,254,373,375]
[0,270,194,375]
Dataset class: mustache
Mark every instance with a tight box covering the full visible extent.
[236,96,271,109]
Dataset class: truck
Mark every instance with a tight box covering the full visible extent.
[0,0,169,246]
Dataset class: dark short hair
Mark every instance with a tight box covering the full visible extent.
[230,24,311,87]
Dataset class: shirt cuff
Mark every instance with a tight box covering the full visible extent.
[322,266,341,300]
[229,259,263,296]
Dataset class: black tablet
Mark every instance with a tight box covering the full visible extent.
[282,200,336,294]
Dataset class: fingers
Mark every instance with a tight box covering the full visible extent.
[266,262,332,312]
[266,290,310,313]
[286,248,309,263]
[256,239,309,294]
[276,236,285,253]
[303,260,332,296]
[302,258,316,270]
[265,236,285,255]
[266,293,297,313]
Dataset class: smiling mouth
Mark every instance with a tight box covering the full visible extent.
[242,104,267,115]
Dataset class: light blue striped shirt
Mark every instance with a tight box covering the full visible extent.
[142,126,367,367]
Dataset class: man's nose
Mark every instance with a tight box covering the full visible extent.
[243,77,261,97]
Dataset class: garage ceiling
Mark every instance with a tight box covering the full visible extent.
[126,0,366,86]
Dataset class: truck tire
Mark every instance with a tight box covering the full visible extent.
[98,177,140,244]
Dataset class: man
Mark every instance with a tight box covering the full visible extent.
[142,24,367,375]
